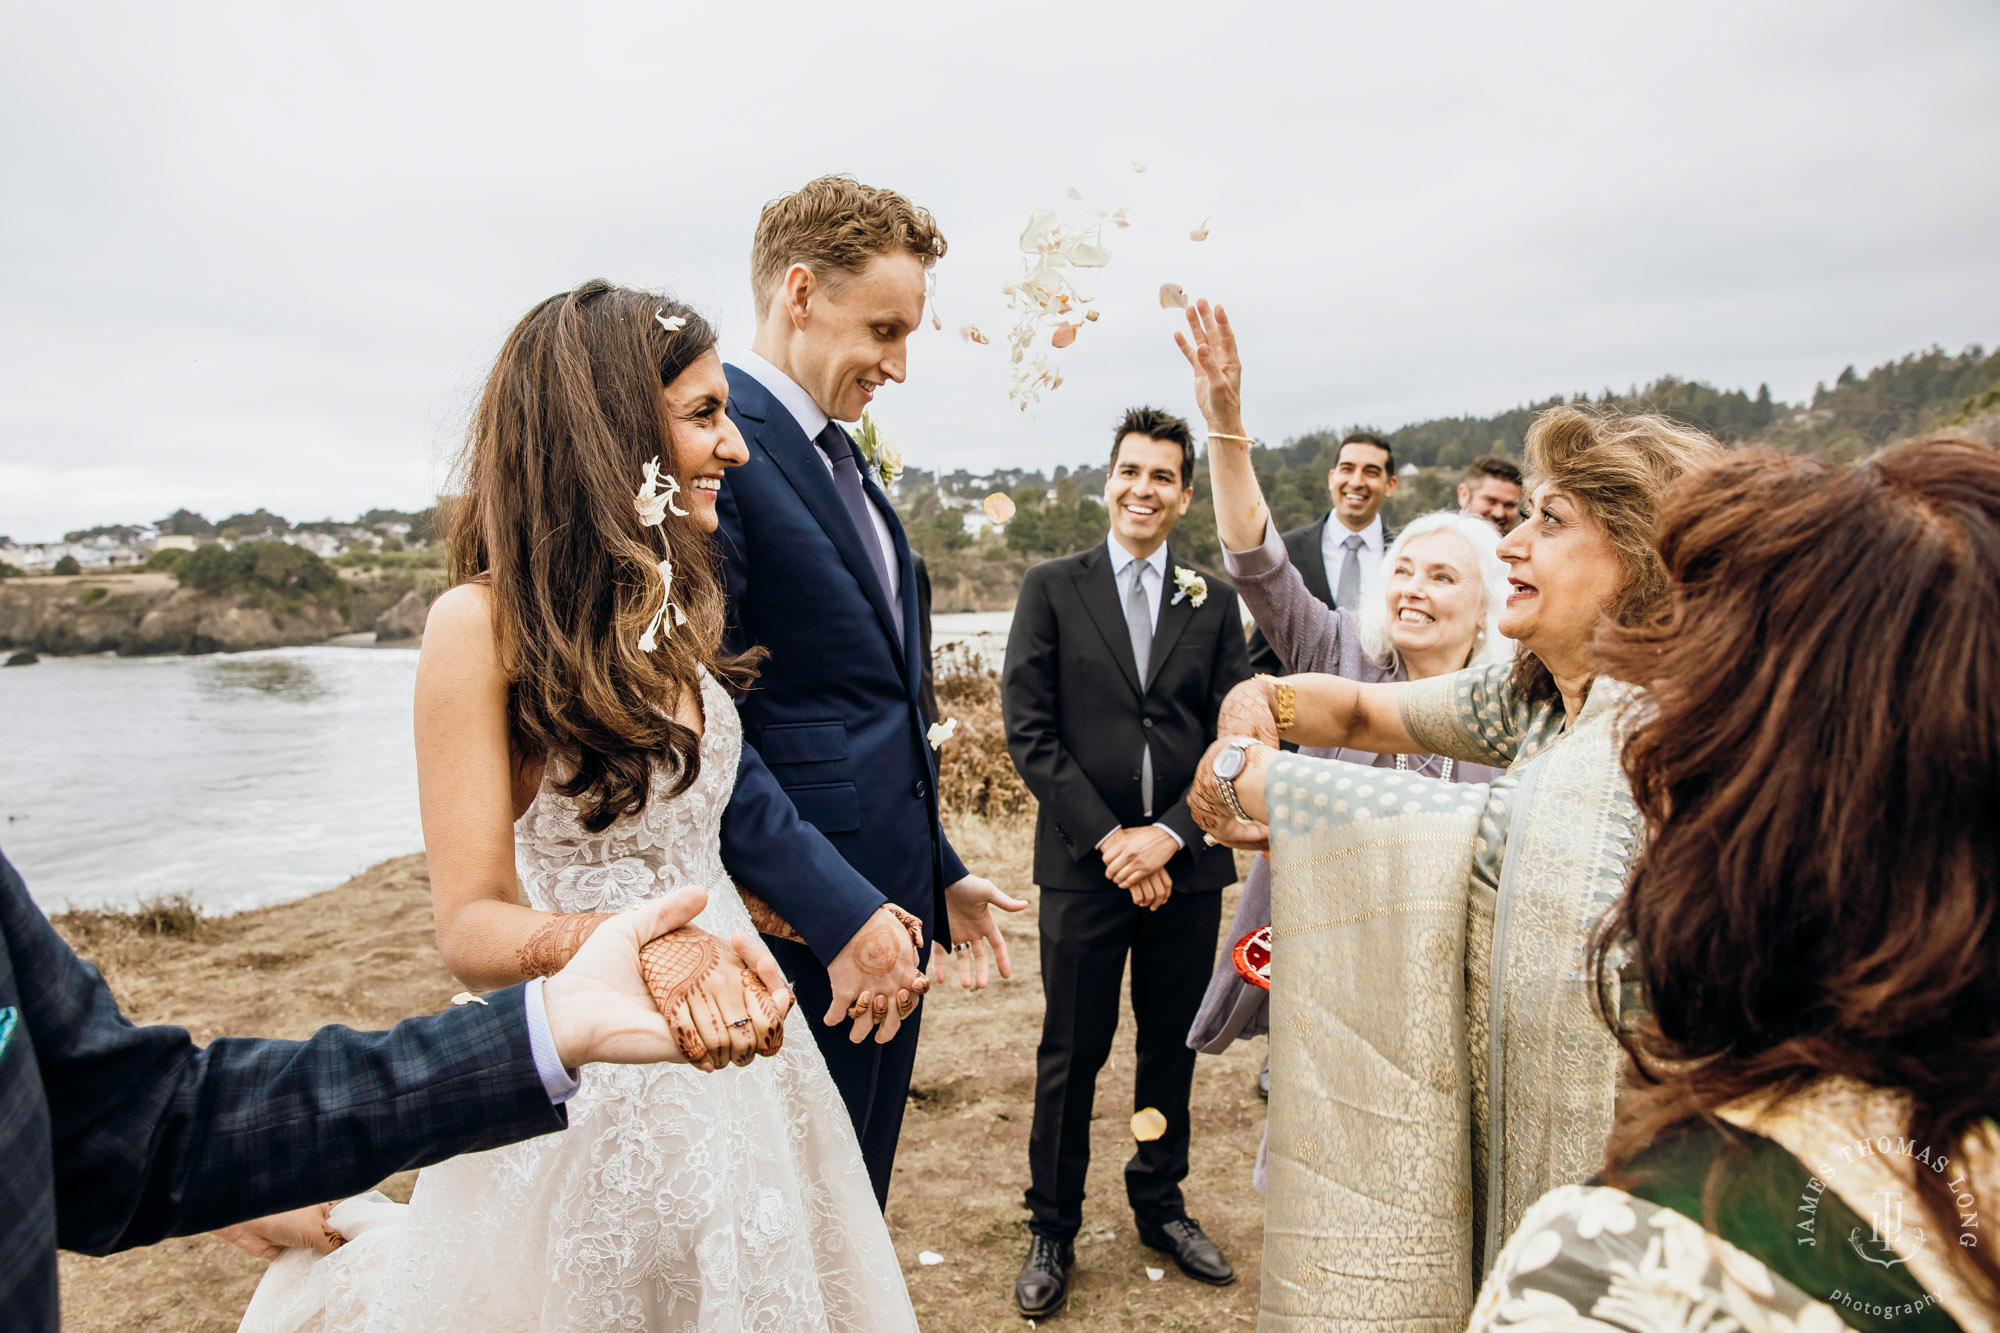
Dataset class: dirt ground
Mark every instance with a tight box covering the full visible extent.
[52,813,1267,1331]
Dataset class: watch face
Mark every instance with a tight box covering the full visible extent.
[1215,743,1247,781]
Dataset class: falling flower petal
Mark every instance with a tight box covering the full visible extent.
[1190,216,1211,242]
[654,309,687,333]
[918,1250,945,1266]
[1159,283,1188,309]
[1084,309,1100,322]
[983,492,1017,526]
[927,717,958,749]
[1146,1267,1165,1282]
[1131,160,1147,173]
[449,992,488,1007]
[1066,185,1085,201]
[635,456,689,525]
[959,324,989,345]
[1131,1107,1169,1141]
[1051,324,1078,349]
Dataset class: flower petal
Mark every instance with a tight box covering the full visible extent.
[983,492,1017,525]
[1131,160,1147,173]
[1051,324,1078,349]
[1189,216,1211,242]
[959,324,989,345]
[654,310,687,333]
[1159,282,1188,309]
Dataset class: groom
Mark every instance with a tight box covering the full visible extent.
[715,174,1023,1204]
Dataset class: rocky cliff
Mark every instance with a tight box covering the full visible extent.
[0,572,432,655]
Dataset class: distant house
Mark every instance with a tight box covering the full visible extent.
[152,534,199,553]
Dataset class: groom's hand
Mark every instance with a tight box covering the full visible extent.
[543,887,793,1068]
[826,905,928,1044]
[934,873,1027,990]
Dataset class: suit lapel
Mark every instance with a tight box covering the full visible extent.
[727,368,908,672]
[1299,514,1334,606]
[863,468,923,686]
[1146,548,1196,691]
[1073,545,1143,696]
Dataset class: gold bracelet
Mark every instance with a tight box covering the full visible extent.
[1207,431,1256,444]
[1254,673,1297,732]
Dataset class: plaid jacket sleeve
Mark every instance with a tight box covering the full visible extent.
[2,850,567,1260]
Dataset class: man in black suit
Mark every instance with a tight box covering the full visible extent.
[1245,429,1400,674]
[0,848,787,1331]
[1002,407,1253,1316]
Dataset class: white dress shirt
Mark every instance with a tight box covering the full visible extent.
[732,349,899,605]
[1098,533,1183,850]
[1321,512,1386,611]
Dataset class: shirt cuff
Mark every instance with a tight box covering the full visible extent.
[1221,517,1286,578]
[1096,826,1121,850]
[523,976,582,1105]
[1151,822,1186,849]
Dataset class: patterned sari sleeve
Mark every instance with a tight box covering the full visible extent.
[1399,663,1523,768]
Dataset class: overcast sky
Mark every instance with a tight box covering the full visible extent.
[2,1,1996,542]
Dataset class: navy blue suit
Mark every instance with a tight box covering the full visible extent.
[0,850,565,1332]
[716,363,964,1202]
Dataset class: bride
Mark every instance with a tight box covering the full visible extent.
[237,281,920,1332]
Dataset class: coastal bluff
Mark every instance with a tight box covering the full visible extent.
[0,571,429,656]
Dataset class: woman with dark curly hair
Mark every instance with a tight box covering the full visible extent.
[1469,435,2000,1331]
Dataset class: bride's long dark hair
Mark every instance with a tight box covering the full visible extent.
[445,280,760,832]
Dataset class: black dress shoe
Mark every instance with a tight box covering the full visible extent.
[1016,1233,1074,1317]
[1257,1055,1270,1100]
[1137,1215,1235,1286]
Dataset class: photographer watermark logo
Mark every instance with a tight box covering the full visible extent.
[1851,1187,1923,1268]
[1793,1130,1981,1322]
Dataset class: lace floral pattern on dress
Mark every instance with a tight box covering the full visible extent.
[238,669,918,1333]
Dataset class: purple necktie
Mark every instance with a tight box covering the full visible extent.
[814,422,902,647]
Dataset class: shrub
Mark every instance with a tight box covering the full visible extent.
[931,645,1032,820]
[146,547,191,573]
[177,541,350,613]
[53,554,81,576]
[0,561,23,578]
[79,586,108,605]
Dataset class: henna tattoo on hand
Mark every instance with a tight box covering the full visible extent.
[638,925,725,1016]
[515,912,614,978]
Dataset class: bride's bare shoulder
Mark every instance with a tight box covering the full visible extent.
[418,583,503,681]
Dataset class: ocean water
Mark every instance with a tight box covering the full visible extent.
[0,610,1019,917]
[0,646,423,915]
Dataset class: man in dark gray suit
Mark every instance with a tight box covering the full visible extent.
[1246,430,1399,675]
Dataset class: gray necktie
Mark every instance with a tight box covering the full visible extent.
[814,422,902,647]
[1335,531,1365,609]
[1124,561,1155,815]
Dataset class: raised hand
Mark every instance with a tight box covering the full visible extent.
[1172,299,1244,436]
[1218,676,1284,750]
[935,873,1027,990]
[826,904,930,1044]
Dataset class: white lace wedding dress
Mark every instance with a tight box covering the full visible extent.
[238,670,918,1333]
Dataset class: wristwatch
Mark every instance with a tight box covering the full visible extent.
[1212,737,1265,825]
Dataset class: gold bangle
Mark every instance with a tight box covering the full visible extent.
[1255,673,1297,732]
[1207,431,1256,445]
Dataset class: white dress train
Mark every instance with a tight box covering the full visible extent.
[238,670,918,1332]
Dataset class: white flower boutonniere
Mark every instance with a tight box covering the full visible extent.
[1171,566,1208,608]
[852,412,903,488]
[927,717,958,749]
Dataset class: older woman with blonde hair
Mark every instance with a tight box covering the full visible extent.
[1177,300,1720,1332]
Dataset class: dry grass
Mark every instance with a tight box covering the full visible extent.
[934,644,1033,821]
[51,824,1266,1331]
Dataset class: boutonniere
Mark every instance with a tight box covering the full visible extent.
[851,411,903,488]
[1171,565,1208,608]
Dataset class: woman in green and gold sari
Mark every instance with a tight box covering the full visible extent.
[1177,310,1721,1331]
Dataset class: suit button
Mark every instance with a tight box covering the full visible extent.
[1142,718,1154,729]
[912,779,929,800]
[1131,771,1142,781]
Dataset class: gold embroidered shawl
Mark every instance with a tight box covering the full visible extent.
[1258,666,1641,1332]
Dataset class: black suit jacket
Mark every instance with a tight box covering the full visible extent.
[1003,543,1253,893]
[0,850,565,1331]
[1246,512,1397,675]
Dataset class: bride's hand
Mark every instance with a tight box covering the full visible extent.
[640,926,792,1071]
[1172,299,1244,436]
